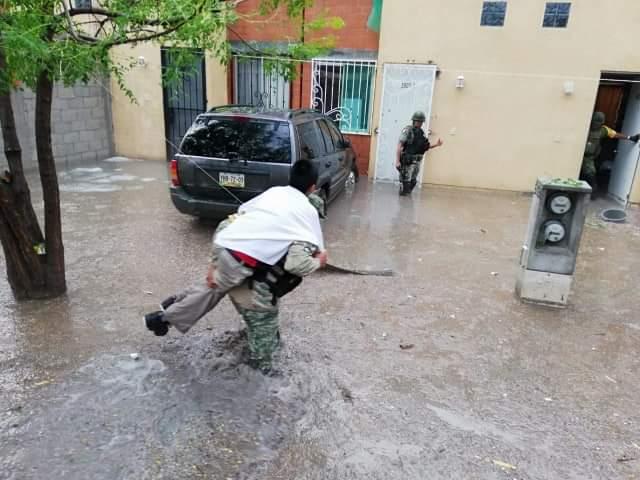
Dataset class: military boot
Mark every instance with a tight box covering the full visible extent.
[144,311,170,336]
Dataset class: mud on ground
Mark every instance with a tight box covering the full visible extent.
[1,159,639,479]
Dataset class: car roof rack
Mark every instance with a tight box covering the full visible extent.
[287,108,318,119]
[207,104,256,113]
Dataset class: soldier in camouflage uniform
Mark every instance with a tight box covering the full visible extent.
[580,111,640,191]
[221,225,323,372]
[396,111,443,196]
[144,160,327,374]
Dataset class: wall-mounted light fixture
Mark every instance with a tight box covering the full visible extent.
[563,81,575,96]
[137,56,147,68]
[456,75,465,89]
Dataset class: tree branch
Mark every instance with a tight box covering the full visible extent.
[67,7,122,19]
[228,26,297,60]
[0,41,25,183]
[59,0,214,45]
[62,0,83,42]
[228,26,271,56]
[65,4,226,26]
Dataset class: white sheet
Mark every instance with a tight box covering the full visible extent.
[214,186,324,265]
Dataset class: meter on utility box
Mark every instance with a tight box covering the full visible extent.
[516,177,592,307]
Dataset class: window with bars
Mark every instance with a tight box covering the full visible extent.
[481,1,507,27]
[233,56,290,109]
[543,2,571,28]
[311,59,376,134]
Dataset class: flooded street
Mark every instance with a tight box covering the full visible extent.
[1,159,640,479]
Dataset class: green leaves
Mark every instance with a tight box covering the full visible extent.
[0,0,342,97]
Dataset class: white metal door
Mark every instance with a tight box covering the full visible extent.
[374,64,437,183]
[609,83,640,205]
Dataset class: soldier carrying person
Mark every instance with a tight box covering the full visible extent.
[143,159,327,374]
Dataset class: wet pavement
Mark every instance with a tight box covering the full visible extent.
[1,159,640,479]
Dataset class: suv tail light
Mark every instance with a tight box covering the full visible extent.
[169,159,180,186]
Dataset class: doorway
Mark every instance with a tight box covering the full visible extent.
[374,64,437,183]
[590,72,640,205]
[160,48,207,160]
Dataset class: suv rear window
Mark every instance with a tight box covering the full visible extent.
[180,117,292,164]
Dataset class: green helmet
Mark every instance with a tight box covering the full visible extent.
[411,111,426,123]
[591,111,606,131]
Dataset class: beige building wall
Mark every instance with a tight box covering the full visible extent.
[110,44,228,161]
[372,0,640,201]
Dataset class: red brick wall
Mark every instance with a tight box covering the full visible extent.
[346,134,371,176]
[306,0,379,51]
[229,1,301,43]
[229,0,377,50]
[228,1,377,176]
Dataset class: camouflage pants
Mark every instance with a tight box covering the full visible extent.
[229,280,280,372]
[580,155,597,185]
[398,156,421,187]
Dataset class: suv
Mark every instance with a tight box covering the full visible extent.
[169,106,359,219]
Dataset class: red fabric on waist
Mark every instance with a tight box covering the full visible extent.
[228,249,259,268]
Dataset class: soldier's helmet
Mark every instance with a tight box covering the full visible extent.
[411,111,426,123]
[591,111,606,130]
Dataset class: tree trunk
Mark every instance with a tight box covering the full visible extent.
[35,71,66,296]
[0,46,49,299]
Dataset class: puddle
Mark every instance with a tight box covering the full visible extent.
[93,174,138,183]
[425,402,522,446]
[59,183,123,193]
[2,326,313,480]
[2,161,640,480]
[103,157,141,163]
[69,167,103,174]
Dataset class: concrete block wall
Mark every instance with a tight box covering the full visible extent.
[0,79,113,172]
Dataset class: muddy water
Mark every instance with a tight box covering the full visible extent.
[2,160,640,479]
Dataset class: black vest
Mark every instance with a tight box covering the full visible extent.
[404,127,430,155]
[250,256,303,305]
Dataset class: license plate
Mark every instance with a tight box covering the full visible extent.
[219,172,245,188]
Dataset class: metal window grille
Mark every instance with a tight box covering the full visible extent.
[481,1,507,27]
[311,59,377,135]
[233,56,290,109]
[543,2,571,28]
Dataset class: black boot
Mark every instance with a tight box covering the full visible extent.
[409,180,417,192]
[400,182,411,195]
[144,311,170,336]
[585,176,597,198]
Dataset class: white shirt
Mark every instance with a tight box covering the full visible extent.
[214,186,324,265]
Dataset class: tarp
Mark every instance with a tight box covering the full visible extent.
[367,0,383,32]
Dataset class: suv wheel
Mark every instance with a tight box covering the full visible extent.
[345,170,357,190]
[351,161,360,182]
[345,161,358,192]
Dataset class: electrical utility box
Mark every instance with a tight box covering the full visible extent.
[516,177,592,307]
